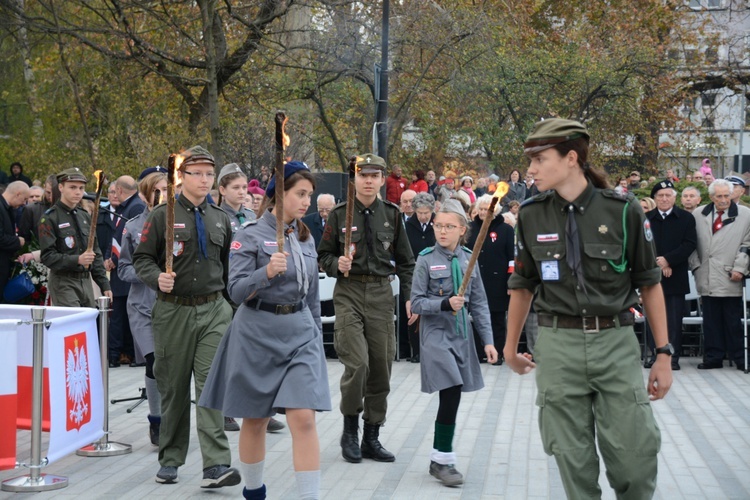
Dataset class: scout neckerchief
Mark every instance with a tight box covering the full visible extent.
[450,254,468,339]
[194,206,208,260]
[286,225,309,296]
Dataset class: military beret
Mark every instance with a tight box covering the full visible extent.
[725,175,747,188]
[138,165,167,181]
[247,179,265,196]
[56,167,87,184]
[217,163,246,186]
[523,118,590,155]
[651,179,675,198]
[265,161,310,197]
[355,153,387,174]
[181,145,215,169]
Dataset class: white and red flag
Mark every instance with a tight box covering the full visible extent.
[46,309,104,463]
[0,319,18,471]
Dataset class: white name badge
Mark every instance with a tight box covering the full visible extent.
[537,233,559,242]
[541,260,560,281]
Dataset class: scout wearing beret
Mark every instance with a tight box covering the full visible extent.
[39,167,112,307]
[133,145,241,488]
[317,153,416,464]
[504,118,672,499]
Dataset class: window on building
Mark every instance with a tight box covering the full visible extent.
[685,49,699,64]
[705,46,719,64]
[690,0,724,8]
[702,116,715,129]
[701,93,717,107]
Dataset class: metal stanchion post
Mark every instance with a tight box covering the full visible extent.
[77,297,132,457]
[2,307,68,492]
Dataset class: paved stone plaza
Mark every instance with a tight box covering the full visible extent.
[2,357,749,499]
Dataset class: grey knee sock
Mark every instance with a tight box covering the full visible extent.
[295,470,320,500]
[240,459,264,490]
[145,376,161,417]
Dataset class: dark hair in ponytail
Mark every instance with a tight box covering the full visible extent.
[552,137,610,189]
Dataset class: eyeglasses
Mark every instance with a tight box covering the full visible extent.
[182,171,216,179]
[318,207,333,213]
[434,224,459,232]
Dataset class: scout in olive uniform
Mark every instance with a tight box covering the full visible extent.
[317,153,416,464]
[132,146,240,489]
[505,119,673,499]
[39,168,112,306]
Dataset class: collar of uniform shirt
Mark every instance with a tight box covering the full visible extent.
[177,192,207,214]
[552,180,596,215]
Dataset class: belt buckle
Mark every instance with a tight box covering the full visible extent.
[276,304,293,314]
[582,316,599,333]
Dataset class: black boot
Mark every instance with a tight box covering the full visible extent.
[361,423,395,462]
[341,415,362,463]
[148,415,161,446]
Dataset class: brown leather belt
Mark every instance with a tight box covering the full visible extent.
[157,290,222,306]
[538,311,634,332]
[246,297,305,315]
[340,274,390,284]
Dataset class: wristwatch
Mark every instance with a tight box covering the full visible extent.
[655,343,674,356]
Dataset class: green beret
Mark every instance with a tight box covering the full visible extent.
[181,145,215,169]
[523,118,590,155]
[56,167,88,184]
[355,153,386,174]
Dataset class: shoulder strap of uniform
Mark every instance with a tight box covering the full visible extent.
[461,245,473,254]
[383,199,400,211]
[44,206,55,215]
[601,188,635,203]
[419,246,434,256]
[520,190,553,208]
[241,220,258,228]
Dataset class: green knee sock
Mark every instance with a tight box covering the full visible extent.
[433,422,455,453]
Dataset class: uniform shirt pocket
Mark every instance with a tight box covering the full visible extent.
[208,231,225,259]
[58,227,78,251]
[377,231,394,254]
[342,231,361,256]
[173,229,192,258]
[428,268,452,296]
[583,243,622,274]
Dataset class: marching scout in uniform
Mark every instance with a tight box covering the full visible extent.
[200,161,330,500]
[132,146,241,489]
[117,167,168,446]
[317,153,416,464]
[410,199,498,487]
[39,167,112,307]
[504,118,672,499]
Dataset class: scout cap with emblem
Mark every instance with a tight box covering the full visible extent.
[217,163,246,185]
[56,167,88,184]
[355,153,387,174]
[650,179,675,199]
[523,118,590,156]
[181,145,215,169]
[138,165,167,181]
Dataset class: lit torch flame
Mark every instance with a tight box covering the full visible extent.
[282,116,290,148]
[174,154,184,172]
[494,181,509,200]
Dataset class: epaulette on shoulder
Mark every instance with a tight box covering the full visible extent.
[520,190,553,208]
[461,245,473,254]
[383,199,400,210]
[419,246,434,256]
[208,203,225,211]
[44,206,56,215]
[333,200,347,210]
[241,219,258,228]
[601,189,635,203]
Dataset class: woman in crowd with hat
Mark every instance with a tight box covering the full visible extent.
[459,176,476,203]
[118,167,167,446]
[246,179,266,216]
[217,164,255,232]
[200,161,331,500]
[410,199,498,487]
[505,118,671,499]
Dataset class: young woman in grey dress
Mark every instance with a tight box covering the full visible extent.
[200,162,331,500]
[410,199,498,487]
[118,169,167,445]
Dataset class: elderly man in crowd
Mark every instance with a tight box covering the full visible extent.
[400,189,416,224]
[690,178,750,371]
[303,193,336,248]
[1,181,30,301]
[681,186,702,212]
[644,180,696,371]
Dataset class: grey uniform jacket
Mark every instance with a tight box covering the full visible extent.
[118,211,156,355]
